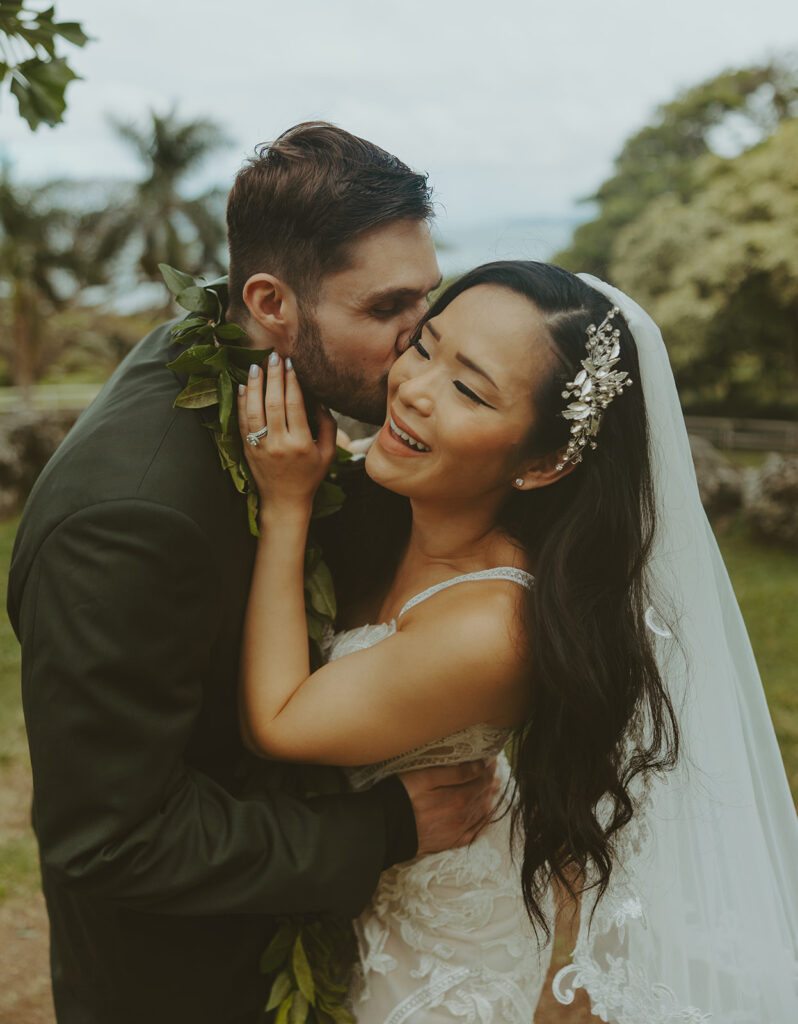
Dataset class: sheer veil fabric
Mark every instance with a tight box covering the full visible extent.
[549,276,798,1021]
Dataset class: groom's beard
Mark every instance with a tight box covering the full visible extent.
[290,306,389,425]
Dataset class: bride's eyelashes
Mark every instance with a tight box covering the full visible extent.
[454,380,491,407]
[411,338,492,407]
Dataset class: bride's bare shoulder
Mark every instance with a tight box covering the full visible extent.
[396,579,531,726]
[398,575,529,644]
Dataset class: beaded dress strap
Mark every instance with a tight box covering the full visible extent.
[397,566,535,620]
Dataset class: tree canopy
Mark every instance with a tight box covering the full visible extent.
[555,58,798,417]
[556,60,798,280]
[610,118,798,416]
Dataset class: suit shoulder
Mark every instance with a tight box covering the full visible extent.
[9,321,252,615]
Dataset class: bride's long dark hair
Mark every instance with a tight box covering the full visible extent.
[322,261,679,939]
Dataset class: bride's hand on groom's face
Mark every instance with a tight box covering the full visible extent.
[238,353,337,521]
[397,759,500,857]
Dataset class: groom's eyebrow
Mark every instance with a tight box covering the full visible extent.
[361,276,443,306]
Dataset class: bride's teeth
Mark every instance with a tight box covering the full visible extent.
[390,416,429,452]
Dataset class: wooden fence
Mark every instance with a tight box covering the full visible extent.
[684,416,798,454]
[0,385,101,414]
[0,389,796,453]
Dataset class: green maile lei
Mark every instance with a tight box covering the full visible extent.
[160,264,357,1024]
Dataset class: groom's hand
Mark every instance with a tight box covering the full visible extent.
[397,760,499,856]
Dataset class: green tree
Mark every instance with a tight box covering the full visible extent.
[0,1,89,129]
[90,109,230,283]
[609,118,798,417]
[556,60,798,278]
[0,167,98,388]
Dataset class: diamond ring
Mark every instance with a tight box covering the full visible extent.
[245,425,269,447]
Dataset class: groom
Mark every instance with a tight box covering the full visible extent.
[7,123,496,1024]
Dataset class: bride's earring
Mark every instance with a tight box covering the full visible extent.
[514,478,525,488]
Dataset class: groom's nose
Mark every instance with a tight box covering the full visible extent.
[394,330,413,356]
[395,301,429,356]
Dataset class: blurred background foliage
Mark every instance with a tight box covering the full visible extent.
[555,59,798,417]
[87,109,229,282]
[0,107,228,389]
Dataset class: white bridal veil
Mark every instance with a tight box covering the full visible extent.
[549,275,798,1022]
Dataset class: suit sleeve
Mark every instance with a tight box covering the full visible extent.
[18,498,415,917]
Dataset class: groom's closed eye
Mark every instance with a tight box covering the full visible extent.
[371,300,405,319]
[369,293,424,320]
[364,278,443,320]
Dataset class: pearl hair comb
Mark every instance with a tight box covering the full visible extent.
[556,306,634,471]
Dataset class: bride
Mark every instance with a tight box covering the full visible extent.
[236,261,798,1022]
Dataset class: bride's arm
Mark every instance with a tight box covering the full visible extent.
[245,584,528,766]
[237,354,338,749]
[238,355,528,766]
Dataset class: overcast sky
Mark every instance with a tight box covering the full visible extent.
[2,0,797,229]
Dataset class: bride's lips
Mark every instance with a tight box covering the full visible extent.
[390,410,429,449]
[376,410,431,458]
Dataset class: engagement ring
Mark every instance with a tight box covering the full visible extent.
[245,426,269,446]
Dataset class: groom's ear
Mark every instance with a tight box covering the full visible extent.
[242,273,300,353]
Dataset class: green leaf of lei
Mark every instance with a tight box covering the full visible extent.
[275,995,293,1024]
[175,377,219,409]
[289,990,310,1024]
[305,560,336,620]
[292,936,316,1006]
[159,263,195,296]
[267,971,293,1012]
[218,371,234,434]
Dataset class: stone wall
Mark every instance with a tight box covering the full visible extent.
[0,409,80,518]
[688,434,744,518]
[742,454,798,549]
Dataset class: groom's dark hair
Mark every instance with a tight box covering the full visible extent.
[226,122,433,315]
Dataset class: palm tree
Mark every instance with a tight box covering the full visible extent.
[0,168,93,389]
[92,109,230,283]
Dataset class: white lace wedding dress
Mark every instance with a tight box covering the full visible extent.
[322,567,554,1024]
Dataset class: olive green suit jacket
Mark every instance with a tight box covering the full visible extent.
[7,322,415,1024]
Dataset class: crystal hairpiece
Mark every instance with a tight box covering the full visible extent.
[556,306,633,471]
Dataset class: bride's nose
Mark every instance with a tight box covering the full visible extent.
[396,366,435,417]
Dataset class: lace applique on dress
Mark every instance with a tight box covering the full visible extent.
[327,567,554,1023]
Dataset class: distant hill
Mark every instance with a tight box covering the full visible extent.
[432,213,590,278]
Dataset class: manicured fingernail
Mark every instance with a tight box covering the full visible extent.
[268,351,280,366]
[249,363,259,378]
[285,357,293,371]
[238,384,245,396]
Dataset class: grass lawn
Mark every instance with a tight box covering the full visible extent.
[714,515,798,797]
[0,509,795,909]
[724,450,769,470]
[0,517,40,901]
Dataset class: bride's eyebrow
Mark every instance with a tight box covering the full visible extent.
[424,322,499,390]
